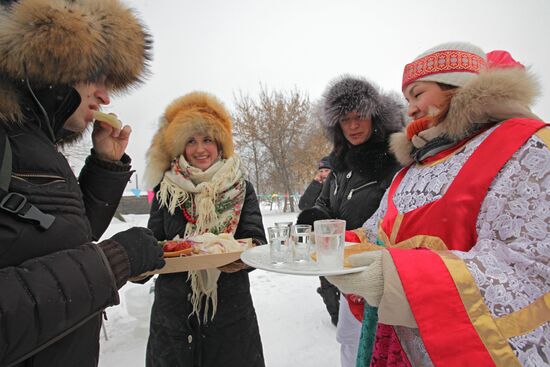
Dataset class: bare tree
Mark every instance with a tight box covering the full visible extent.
[233,97,271,196]
[241,140,269,195]
[234,87,326,211]
[61,132,93,175]
[291,100,332,190]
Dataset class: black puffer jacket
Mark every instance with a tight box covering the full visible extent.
[0,102,132,366]
[316,142,401,229]
[146,181,266,367]
[0,0,151,365]
[298,180,323,210]
[298,76,405,230]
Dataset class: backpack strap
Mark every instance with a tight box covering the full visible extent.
[0,130,12,191]
[0,126,55,230]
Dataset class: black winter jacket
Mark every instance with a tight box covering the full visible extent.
[146,181,266,367]
[298,180,323,210]
[299,141,401,230]
[0,94,132,367]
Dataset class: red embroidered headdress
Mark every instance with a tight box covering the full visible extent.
[401,42,486,91]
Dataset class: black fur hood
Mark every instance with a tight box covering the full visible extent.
[321,75,406,172]
[322,75,406,142]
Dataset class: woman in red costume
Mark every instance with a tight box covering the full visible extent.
[328,41,550,366]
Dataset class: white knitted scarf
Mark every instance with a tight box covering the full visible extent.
[157,155,246,322]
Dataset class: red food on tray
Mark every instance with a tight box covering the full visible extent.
[161,240,195,257]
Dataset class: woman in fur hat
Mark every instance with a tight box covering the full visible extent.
[143,91,266,367]
[0,1,165,366]
[298,76,405,367]
[328,42,549,366]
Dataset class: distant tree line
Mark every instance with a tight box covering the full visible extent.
[233,86,331,212]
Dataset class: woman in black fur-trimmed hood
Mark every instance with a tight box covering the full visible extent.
[299,76,405,229]
[297,75,405,367]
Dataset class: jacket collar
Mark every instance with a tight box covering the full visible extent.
[20,84,82,144]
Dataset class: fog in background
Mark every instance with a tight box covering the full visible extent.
[103,0,550,189]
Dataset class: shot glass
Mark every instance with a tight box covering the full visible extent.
[290,224,312,263]
[313,219,346,269]
[267,225,290,264]
[275,221,293,228]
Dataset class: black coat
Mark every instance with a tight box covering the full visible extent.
[298,141,401,230]
[146,181,266,367]
[0,115,132,365]
[298,180,323,210]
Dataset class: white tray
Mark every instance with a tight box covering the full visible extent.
[240,245,367,276]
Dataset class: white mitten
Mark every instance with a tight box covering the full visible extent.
[326,250,383,307]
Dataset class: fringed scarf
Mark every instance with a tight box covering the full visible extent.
[157,154,246,322]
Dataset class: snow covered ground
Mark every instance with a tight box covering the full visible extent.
[98,210,340,367]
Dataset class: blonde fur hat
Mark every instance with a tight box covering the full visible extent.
[144,92,235,188]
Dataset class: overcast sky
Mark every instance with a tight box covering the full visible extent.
[110,0,550,190]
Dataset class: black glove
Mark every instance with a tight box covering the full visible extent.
[110,227,165,277]
[297,207,332,227]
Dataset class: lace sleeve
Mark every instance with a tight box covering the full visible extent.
[452,132,550,363]
[362,189,389,243]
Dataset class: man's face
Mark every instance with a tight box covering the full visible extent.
[64,77,110,133]
[318,168,331,181]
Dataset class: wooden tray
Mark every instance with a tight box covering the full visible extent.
[140,238,253,276]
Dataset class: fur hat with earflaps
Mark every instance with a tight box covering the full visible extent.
[322,75,405,144]
[320,75,406,171]
[391,41,541,165]
[0,0,152,122]
[144,92,235,189]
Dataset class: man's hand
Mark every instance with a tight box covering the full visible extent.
[314,171,324,183]
[92,118,132,161]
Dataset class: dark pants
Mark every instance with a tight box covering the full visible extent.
[317,276,340,326]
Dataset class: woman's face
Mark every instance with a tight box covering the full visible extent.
[403,81,448,120]
[184,134,219,171]
[339,111,373,146]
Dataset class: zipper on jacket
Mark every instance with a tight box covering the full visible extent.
[12,172,65,180]
[12,172,66,184]
[335,171,352,197]
[332,172,339,195]
[347,180,377,200]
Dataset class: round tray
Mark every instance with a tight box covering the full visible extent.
[240,245,367,276]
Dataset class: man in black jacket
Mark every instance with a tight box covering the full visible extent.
[0,1,165,366]
[298,156,332,211]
